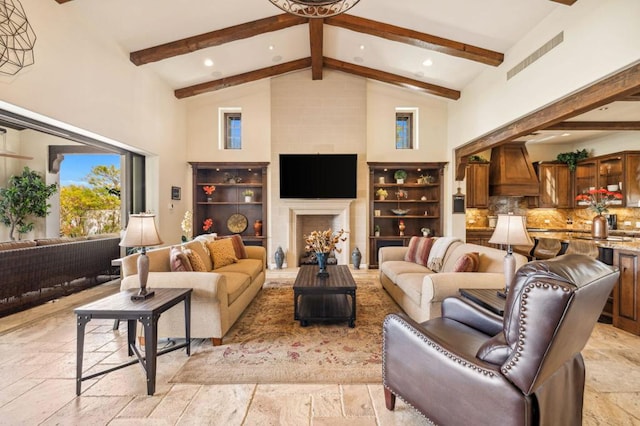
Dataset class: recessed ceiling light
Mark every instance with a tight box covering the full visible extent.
[204,59,214,67]
[354,56,364,63]
[272,55,282,63]
[359,44,365,50]
[422,58,433,67]
[599,106,609,111]
[269,44,275,50]
[561,133,571,137]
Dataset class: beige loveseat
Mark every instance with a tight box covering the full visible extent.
[121,238,266,345]
[379,240,528,322]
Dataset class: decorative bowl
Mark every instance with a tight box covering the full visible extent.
[391,209,410,216]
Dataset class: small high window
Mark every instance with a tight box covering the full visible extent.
[395,108,418,150]
[224,112,242,149]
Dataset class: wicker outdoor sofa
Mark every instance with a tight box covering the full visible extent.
[0,234,120,316]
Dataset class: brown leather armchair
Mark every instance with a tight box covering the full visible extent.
[382,254,619,425]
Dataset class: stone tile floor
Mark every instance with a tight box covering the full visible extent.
[0,271,638,425]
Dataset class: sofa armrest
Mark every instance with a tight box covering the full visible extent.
[441,296,503,336]
[421,272,506,306]
[245,245,267,267]
[378,246,408,264]
[121,271,227,301]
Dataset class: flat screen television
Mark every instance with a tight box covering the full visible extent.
[279,154,357,199]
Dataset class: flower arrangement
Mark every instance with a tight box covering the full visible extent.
[181,210,192,241]
[375,188,388,198]
[575,188,623,214]
[202,218,213,232]
[203,185,216,196]
[304,228,347,254]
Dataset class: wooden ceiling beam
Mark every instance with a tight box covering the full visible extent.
[174,58,312,99]
[454,61,640,180]
[323,57,460,100]
[130,14,308,66]
[55,0,73,3]
[309,19,324,80]
[545,121,640,131]
[550,0,577,5]
[325,14,503,67]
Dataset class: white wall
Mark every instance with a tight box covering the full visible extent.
[0,0,188,243]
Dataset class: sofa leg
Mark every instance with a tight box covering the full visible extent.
[211,338,222,346]
[384,387,396,410]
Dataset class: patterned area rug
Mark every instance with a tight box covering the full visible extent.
[170,279,401,384]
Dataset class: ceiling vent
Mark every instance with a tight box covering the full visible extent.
[507,32,564,80]
[489,142,539,196]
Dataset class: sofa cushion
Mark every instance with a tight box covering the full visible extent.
[207,239,238,269]
[184,240,213,271]
[183,248,207,272]
[170,246,192,272]
[395,273,427,307]
[223,234,248,259]
[381,260,432,282]
[442,243,506,273]
[215,258,263,282]
[453,252,481,272]
[222,271,252,305]
[404,237,434,266]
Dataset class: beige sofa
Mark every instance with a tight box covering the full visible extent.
[379,240,528,322]
[120,238,266,345]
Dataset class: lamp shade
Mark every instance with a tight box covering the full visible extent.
[119,213,163,248]
[488,214,532,246]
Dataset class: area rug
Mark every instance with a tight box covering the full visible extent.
[170,279,401,384]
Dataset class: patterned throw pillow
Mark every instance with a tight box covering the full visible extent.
[169,246,192,272]
[453,252,481,272]
[206,238,238,269]
[224,234,248,259]
[183,248,207,272]
[404,236,434,267]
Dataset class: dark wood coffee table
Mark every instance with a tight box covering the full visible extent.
[293,264,357,327]
[459,288,505,316]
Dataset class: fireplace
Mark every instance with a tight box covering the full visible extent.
[285,200,352,266]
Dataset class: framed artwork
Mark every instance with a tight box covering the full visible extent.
[171,186,181,200]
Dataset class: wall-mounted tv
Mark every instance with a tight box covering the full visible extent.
[280,154,357,199]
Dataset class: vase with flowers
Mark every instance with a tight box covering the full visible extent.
[375,188,388,200]
[203,185,216,201]
[202,218,214,234]
[181,210,192,242]
[575,188,623,239]
[304,228,347,277]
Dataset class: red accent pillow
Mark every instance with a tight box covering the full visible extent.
[453,252,481,272]
[404,237,434,267]
[169,246,193,272]
[223,234,248,259]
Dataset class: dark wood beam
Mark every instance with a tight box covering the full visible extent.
[454,61,640,179]
[309,19,324,80]
[325,14,503,67]
[324,57,460,100]
[550,0,577,5]
[620,92,640,101]
[174,58,312,99]
[55,0,73,3]
[130,14,308,66]
[545,121,640,131]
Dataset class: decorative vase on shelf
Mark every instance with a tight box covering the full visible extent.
[592,214,608,239]
[316,252,329,277]
[207,197,213,202]
[253,219,262,236]
[398,220,406,236]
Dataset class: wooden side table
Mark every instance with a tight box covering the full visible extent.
[459,288,505,316]
[75,288,192,396]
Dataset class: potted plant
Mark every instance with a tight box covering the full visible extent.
[556,149,588,171]
[0,167,58,241]
[242,189,254,202]
[375,188,388,200]
[374,225,381,237]
[394,169,408,184]
[203,185,216,201]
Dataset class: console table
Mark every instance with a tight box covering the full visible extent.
[75,288,192,395]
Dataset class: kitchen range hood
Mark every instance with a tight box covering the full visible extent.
[489,142,539,196]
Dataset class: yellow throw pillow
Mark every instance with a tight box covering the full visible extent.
[206,238,238,269]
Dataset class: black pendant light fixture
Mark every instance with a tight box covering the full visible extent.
[268,0,360,18]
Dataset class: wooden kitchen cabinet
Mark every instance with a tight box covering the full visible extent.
[536,162,572,208]
[574,151,640,208]
[613,248,640,335]
[466,162,490,208]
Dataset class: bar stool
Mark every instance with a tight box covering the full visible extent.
[565,239,599,258]
[533,237,562,260]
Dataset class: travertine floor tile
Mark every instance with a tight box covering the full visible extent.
[40,395,132,425]
[342,384,375,417]
[313,417,377,426]
[176,384,254,425]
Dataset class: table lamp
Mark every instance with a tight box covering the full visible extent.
[488,213,532,298]
[120,213,163,301]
